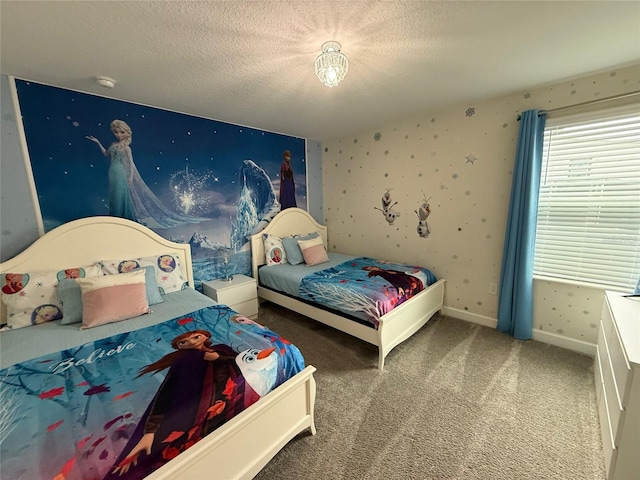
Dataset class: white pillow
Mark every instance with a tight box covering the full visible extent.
[263,234,287,266]
[101,253,187,294]
[1,264,102,330]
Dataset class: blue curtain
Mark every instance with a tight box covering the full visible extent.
[497,109,547,339]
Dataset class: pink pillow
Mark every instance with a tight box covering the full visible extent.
[76,270,149,329]
[297,236,329,266]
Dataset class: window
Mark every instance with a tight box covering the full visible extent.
[533,103,640,291]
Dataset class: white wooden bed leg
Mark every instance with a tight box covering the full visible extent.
[308,374,317,435]
[378,350,385,370]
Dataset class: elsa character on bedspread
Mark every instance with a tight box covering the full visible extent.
[108,329,265,479]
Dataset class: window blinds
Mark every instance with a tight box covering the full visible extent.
[534,103,640,290]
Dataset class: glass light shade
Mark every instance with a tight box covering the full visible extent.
[315,41,348,88]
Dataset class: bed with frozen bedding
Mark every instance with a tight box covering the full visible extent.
[251,208,446,369]
[0,216,316,480]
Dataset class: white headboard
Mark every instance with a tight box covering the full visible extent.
[1,216,194,322]
[250,207,327,279]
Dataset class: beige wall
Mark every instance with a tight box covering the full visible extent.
[322,63,640,352]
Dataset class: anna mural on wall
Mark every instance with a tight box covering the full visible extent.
[13,79,307,286]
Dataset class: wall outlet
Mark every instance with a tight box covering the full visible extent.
[489,283,497,295]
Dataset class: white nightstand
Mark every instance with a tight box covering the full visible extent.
[202,274,259,319]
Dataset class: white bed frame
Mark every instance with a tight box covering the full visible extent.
[0,216,316,480]
[250,208,446,370]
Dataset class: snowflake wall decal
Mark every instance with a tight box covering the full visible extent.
[465,107,475,117]
[465,153,477,164]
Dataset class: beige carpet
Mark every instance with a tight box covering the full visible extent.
[254,302,606,480]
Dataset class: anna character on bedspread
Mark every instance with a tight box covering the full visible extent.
[107,330,251,479]
[363,265,424,300]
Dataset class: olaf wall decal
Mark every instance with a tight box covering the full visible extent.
[374,189,401,226]
[373,189,433,237]
[415,194,432,238]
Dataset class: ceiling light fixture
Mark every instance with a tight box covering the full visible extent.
[315,41,348,88]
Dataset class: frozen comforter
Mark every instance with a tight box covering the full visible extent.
[298,256,437,328]
[0,298,304,480]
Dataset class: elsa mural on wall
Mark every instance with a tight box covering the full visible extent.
[13,79,306,285]
[86,119,205,229]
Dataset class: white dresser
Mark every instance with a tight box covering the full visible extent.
[202,274,259,319]
[594,291,640,480]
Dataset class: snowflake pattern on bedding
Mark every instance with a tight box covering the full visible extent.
[299,257,437,328]
[0,305,304,480]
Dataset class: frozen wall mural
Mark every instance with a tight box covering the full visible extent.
[13,80,306,286]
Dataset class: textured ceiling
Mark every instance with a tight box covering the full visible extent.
[2,1,639,141]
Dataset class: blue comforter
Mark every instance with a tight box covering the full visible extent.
[0,305,305,480]
[299,257,437,328]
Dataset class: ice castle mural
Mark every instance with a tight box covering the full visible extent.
[230,160,281,252]
[189,159,292,288]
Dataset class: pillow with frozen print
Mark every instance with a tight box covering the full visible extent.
[282,232,319,265]
[59,265,162,325]
[1,264,102,330]
[263,234,288,266]
[76,269,149,329]
[100,253,187,294]
[297,235,330,266]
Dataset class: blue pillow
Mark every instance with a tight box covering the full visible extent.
[141,265,164,305]
[58,278,84,325]
[58,266,163,325]
[282,232,319,265]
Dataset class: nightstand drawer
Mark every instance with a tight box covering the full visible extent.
[202,275,257,306]
[218,283,256,305]
[231,298,259,319]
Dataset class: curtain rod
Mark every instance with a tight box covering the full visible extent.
[517,90,640,120]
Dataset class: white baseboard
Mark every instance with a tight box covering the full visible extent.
[443,307,497,328]
[443,306,596,357]
[531,329,596,357]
